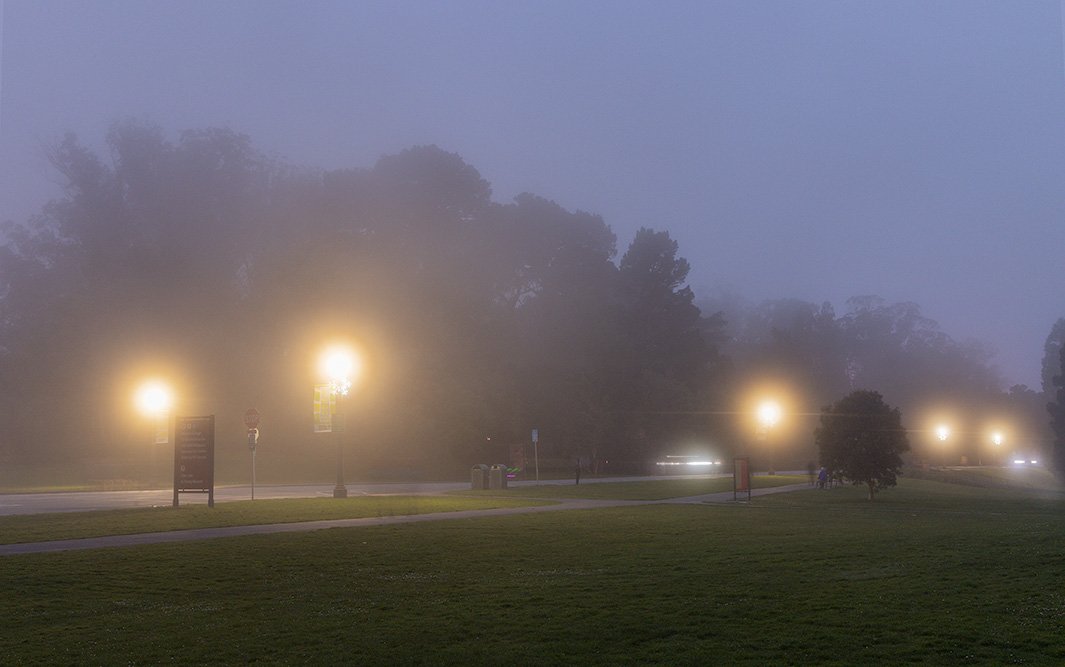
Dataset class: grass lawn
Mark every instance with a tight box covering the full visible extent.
[905,465,1063,492]
[2,476,1064,664]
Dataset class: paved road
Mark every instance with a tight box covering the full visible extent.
[0,473,749,516]
[0,483,809,556]
[0,483,467,516]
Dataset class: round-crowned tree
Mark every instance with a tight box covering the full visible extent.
[815,389,909,500]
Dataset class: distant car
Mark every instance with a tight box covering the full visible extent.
[654,455,723,475]
[1010,454,1041,466]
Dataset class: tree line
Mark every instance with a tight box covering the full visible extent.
[0,121,1062,480]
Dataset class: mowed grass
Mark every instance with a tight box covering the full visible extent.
[3,477,1065,664]
[906,465,1063,492]
[0,496,552,545]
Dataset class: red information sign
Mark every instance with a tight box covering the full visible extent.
[734,457,751,500]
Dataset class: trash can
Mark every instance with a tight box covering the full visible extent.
[489,464,508,490]
[470,464,489,490]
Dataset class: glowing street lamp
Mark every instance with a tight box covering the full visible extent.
[935,424,950,467]
[135,380,173,418]
[319,345,360,498]
[320,346,357,396]
[988,431,1004,467]
[758,400,782,474]
[758,401,782,430]
[135,379,174,485]
[135,379,173,446]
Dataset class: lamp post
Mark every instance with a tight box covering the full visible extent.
[135,379,173,484]
[320,346,357,499]
[990,431,1004,467]
[935,424,950,467]
[758,400,782,475]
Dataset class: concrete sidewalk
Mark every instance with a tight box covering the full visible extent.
[0,483,810,557]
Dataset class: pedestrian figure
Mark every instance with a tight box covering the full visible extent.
[816,466,827,490]
[575,457,581,485]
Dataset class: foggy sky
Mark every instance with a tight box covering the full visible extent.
[1,1,1063,388]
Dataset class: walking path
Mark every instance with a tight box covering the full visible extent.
[0,483,809,557]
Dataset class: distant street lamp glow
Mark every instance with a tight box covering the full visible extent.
[991,431,1003,447]
[757,399,783,475]
[135,380,173,417]
[933,423,951,467]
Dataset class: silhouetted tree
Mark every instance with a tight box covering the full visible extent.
[0,121,278,463]
[1048,347,1065,478]
[732,298,849,405]
[613,228,712,461]
[1042,319,1065,397]
[509,197,621,468]
[815,389,909,500]
[839,297,1001,407]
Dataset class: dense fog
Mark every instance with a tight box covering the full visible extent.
[2,123,1061,484]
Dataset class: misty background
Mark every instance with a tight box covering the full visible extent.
[1,1,1064,482]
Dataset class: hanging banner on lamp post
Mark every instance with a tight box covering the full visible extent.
[313,384,335,433]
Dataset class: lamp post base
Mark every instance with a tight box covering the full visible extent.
[333,486,348,498]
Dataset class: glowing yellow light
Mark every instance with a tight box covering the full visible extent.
[991,431,1004,447]
[757,401,782,429]
[936,425,950,442]
[135,380,173,417]
[319,345,361,396]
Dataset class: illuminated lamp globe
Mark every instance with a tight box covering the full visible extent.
[757,401,782,429]
[135,380,173,417]
[319,346,360,396]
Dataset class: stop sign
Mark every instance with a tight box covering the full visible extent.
[243,408,261,429]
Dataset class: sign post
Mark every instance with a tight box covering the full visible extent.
[174,415,216,507]
[531,428,540,483]
[244,409,261,501]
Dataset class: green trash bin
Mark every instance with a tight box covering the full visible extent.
[489,464,508,490]
[470,464,489,490]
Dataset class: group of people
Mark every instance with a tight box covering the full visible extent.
[808,463,838,490]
